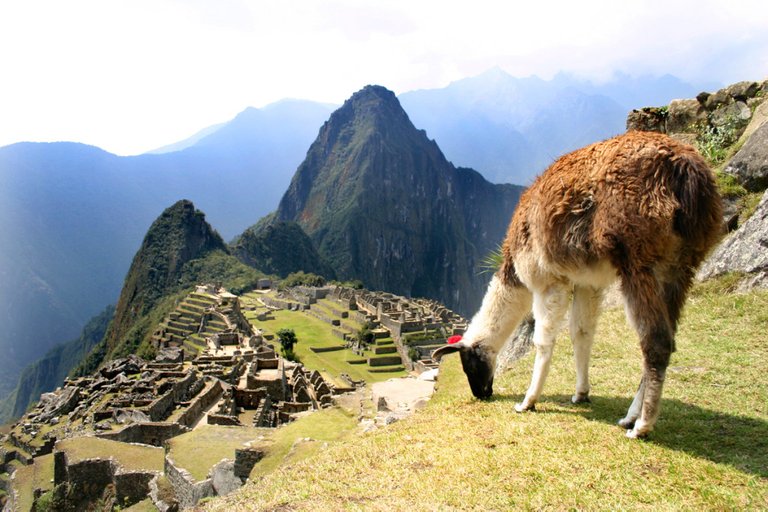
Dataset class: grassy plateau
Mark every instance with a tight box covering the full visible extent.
[205,281,768,511]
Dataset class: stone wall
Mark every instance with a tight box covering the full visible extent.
[53,449,158,510]
[177,379,224,428]
[164,454,215,509]
[98,422,189,447]
[233,448,265,479]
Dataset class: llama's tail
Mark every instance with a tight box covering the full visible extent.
[669,150,724,252]
[496,313,535,372]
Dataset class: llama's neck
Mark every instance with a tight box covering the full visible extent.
[462,276,532,354]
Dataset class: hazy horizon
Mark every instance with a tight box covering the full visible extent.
[1,0,767,155]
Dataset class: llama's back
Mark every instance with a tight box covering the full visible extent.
[506,131,723,275]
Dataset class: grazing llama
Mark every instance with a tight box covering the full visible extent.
[433,131,723,438]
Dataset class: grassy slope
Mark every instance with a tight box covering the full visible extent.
[206,284,768,511]
[167,425,266,482]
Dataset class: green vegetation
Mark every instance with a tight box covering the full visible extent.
[230,220,335,281]
[276,328,299,361]
[479,244,504,274]
[716,171,748,199]
[10,453,54,512]
[696,115,745,166]
[278,271,326,289]
[206,280,768,510]
[167,425,266,482]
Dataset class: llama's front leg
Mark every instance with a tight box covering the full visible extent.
[570,285,603,404]
[515,283,570,412]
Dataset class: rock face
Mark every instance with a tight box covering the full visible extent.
[698,189,768,290]
[271,85,524,315]
[723,122,768,192]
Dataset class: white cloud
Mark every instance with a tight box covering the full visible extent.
[0,0,766,154]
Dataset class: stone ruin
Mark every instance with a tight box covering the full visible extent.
[1,285,345,511]
[326,286,467,372]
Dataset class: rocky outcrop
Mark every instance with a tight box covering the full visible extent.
[698,190,768,290]
[722,122,768,192]
[626,79,768,150]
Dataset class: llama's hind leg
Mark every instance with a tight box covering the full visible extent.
[515,282,570,412]
[570,285,604,404]
[621,271,674,438]
[618,376,646,429]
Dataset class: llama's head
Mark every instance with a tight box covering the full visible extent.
[432,337,495,399]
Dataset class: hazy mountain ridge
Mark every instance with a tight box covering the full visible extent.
[0,306,114,423]
[0,101,332,397]
[399,68,714,184]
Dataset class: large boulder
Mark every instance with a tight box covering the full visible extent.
[698,189,768,290]
[723,122,768,191]
[666,98,706,133]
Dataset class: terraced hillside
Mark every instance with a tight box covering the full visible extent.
[151,287,252,356]
[241,290,407,384]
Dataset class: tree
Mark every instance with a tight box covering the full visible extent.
[276,328,298,360]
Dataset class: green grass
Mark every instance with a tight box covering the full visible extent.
[9,453,54,512]
[249,300,406,383]
[249,406,359,479]
[167,425,266,481]
[57,437,164,473]
[205,283,768,511]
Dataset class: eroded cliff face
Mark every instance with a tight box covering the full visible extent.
[273,85,524,315]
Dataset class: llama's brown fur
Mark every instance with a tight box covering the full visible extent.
[435,131,723,438]
[500,131,722,286]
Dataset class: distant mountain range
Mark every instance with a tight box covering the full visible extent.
[399,68,716,184]
[0,69,716,413]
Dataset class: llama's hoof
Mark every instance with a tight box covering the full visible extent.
[571,393,591,404]
[514,402,535,413]
[625,427,649,439]
[617,417,636,429]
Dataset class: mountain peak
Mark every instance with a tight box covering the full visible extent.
[103,199,226,355]
[272,86,524,314]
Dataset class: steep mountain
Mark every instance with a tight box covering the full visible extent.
[0,306,114,423]
[272,85,524,315]
[231,217,336,279]
[102,200,225,356]
[399,68,714,184]
[0,100,331,402]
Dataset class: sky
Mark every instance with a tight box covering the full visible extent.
[1,0,767,156]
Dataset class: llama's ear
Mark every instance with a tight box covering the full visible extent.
[432,343,465,361]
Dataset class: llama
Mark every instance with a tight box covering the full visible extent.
[433,131,723,438]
